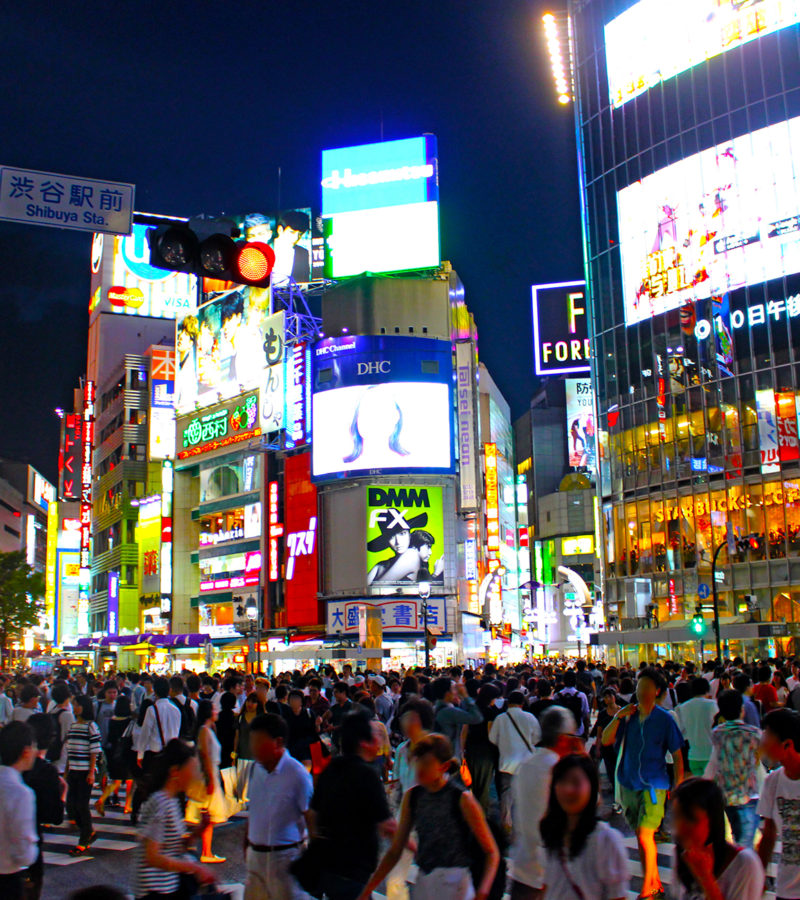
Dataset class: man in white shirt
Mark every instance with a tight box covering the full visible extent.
[758,708,800,900]
[245,713,313,900]
[137,678,181,763]
[48,682,75,774]
[489,691,541,829]
[0,721,39,899]
[509,706,577,900]
[676,677,717,776]
[0,677,14,727]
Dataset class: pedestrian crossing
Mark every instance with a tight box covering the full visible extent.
[41,787,247,867]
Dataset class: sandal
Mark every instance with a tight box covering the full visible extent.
[94,800,105,817]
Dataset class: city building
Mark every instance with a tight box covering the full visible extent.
[568,0,800,660]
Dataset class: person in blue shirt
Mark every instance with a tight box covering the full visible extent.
[602,667,684,900]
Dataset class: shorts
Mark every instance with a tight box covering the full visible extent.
[619,785,667,831]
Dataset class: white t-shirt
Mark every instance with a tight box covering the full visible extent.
[510,748,559,888]
[757,767,800,898]
[672,848,763,900]
[542,821,629,900]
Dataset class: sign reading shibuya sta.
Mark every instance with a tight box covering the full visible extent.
[321,135,440,277]
[0,166,134,234]
[178,393,260,459]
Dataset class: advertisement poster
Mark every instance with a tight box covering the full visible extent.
[233,209,319,285]
[366,485,445,586]
[284,454,319,626]
[321,135,440,277]
[311,335,453,480]
[566,379,595,471]
[199,453,261,503]
[606,0,800,108]
[89,221,198,320]
[175,289,283,413]
[618,116,800,326]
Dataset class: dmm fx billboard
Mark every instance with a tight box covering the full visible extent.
[284,453,319,627]
[311,335,454,480]
[321,135,440,277]
[89,219,197,320]
[366,485,446,586]
[532,281,590,376]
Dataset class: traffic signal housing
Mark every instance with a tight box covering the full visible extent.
[148,218,275,288]
[691,608,707,637]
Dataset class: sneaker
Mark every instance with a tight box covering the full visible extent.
[200,855,227,864]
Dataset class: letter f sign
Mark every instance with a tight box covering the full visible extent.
[567,292,585,334]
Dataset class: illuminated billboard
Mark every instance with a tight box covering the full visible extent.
[565,378,595,472]
[175,289,283,414]
[59,414,81,500]
[284,453,319,626]
[366,485,446,586]
[311,335,453,481]
[89,221,198,319]
[618,116,800,326]
[199,453,262,504]
[531,281,590,375]
[177,393,260,460]
[321,135,440,277]
[605,0,800,109]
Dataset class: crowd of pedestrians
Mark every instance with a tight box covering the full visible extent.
[0,655,798,900]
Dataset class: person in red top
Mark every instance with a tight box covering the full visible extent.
[752,665,780,716]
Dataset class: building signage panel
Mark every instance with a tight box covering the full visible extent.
[618,116,800,326]
[178,393,260,459]
[59,413,81,500]
[605,0,800,109]
[565,378,595,472]
[284,453,319,627]
[0,166,134,234]
[532,281,590,376]
[455,342,479,510]
[484,443,500,553]
[80,382,95,574]
[326,596,446,635]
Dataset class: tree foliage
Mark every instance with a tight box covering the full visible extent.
[0,551,45,652]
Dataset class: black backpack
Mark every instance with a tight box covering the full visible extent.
[45,708,67,762]
[552,690,585,728]
[171,697,197,742]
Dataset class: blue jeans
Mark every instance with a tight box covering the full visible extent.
[726,800,758,849]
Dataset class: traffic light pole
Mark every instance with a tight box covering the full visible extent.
[711,542,725,661]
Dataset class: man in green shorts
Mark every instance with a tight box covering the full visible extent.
[602,667,684,900]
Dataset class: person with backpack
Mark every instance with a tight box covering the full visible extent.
[357,733,500,900]
[553,671,591,740]
[47,682,75,774]
[488,691,540,829]
[94,695,133,817]
[168,675,197,743]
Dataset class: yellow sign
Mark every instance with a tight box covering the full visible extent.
[561,535,594,556]
[654,485,799,523]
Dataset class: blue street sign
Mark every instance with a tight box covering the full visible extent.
[698,583,711,600]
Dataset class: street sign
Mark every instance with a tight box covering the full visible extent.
[0,166,134,235]
[698,583,710,600]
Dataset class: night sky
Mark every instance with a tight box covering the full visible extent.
[0,1,582,482]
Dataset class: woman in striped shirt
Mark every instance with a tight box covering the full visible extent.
[64,695,101,855]
[133,739,215,900]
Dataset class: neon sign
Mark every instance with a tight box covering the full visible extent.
[80,381,95,573]
[178,394,260,459]
[268,481,282,582]
[286,517,317,580]
[484,443,500,554]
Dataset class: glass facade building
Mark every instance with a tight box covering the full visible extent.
[569,0,800,657]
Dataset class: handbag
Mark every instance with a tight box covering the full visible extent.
[220,766,244,817]
[289,839,329,899]
[459,758,473,787]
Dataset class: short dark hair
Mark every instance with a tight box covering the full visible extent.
[717,689,743,721]
[288,689,304,702]
[275,684,289,701]
[757,665,772,683]
[186,674,201,693]
[27,712,55,750]
[51,682,71,705]
[278,210,310,234]
[508,691,526,706]
[153,677,170,699]
[409,530,435,549]
[333,681,349,695]
[74,695,95,721]
[733,673,751,694]
[763,709,800,751]
[430,677,452,702]
[340,709,374,756]
[0,721,34,765]
[637,667,666,696]
[249,713,288,742]
[562,671,577,688]
[398,697,435,731]
[169,676,184,694]
[20,684,40,704]
[691,677,711,697]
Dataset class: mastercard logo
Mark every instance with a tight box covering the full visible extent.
[108,286,145,308]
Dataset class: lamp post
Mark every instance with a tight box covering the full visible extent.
[418,581,431,669]
[245,592,260,674]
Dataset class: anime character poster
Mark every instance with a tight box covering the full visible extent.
[566,378,596,472]
[366,485,446,586]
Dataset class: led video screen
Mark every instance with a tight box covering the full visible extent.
[605,0,800,109]
[311,335,453,480]
[618,115,800,326]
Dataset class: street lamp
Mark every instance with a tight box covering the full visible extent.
[418,581,431,669]
[245,593,260,674]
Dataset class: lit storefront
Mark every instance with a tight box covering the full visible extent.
[569,0,800,660]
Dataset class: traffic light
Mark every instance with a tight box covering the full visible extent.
[691,610,707,637]
[148,218,275,288]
